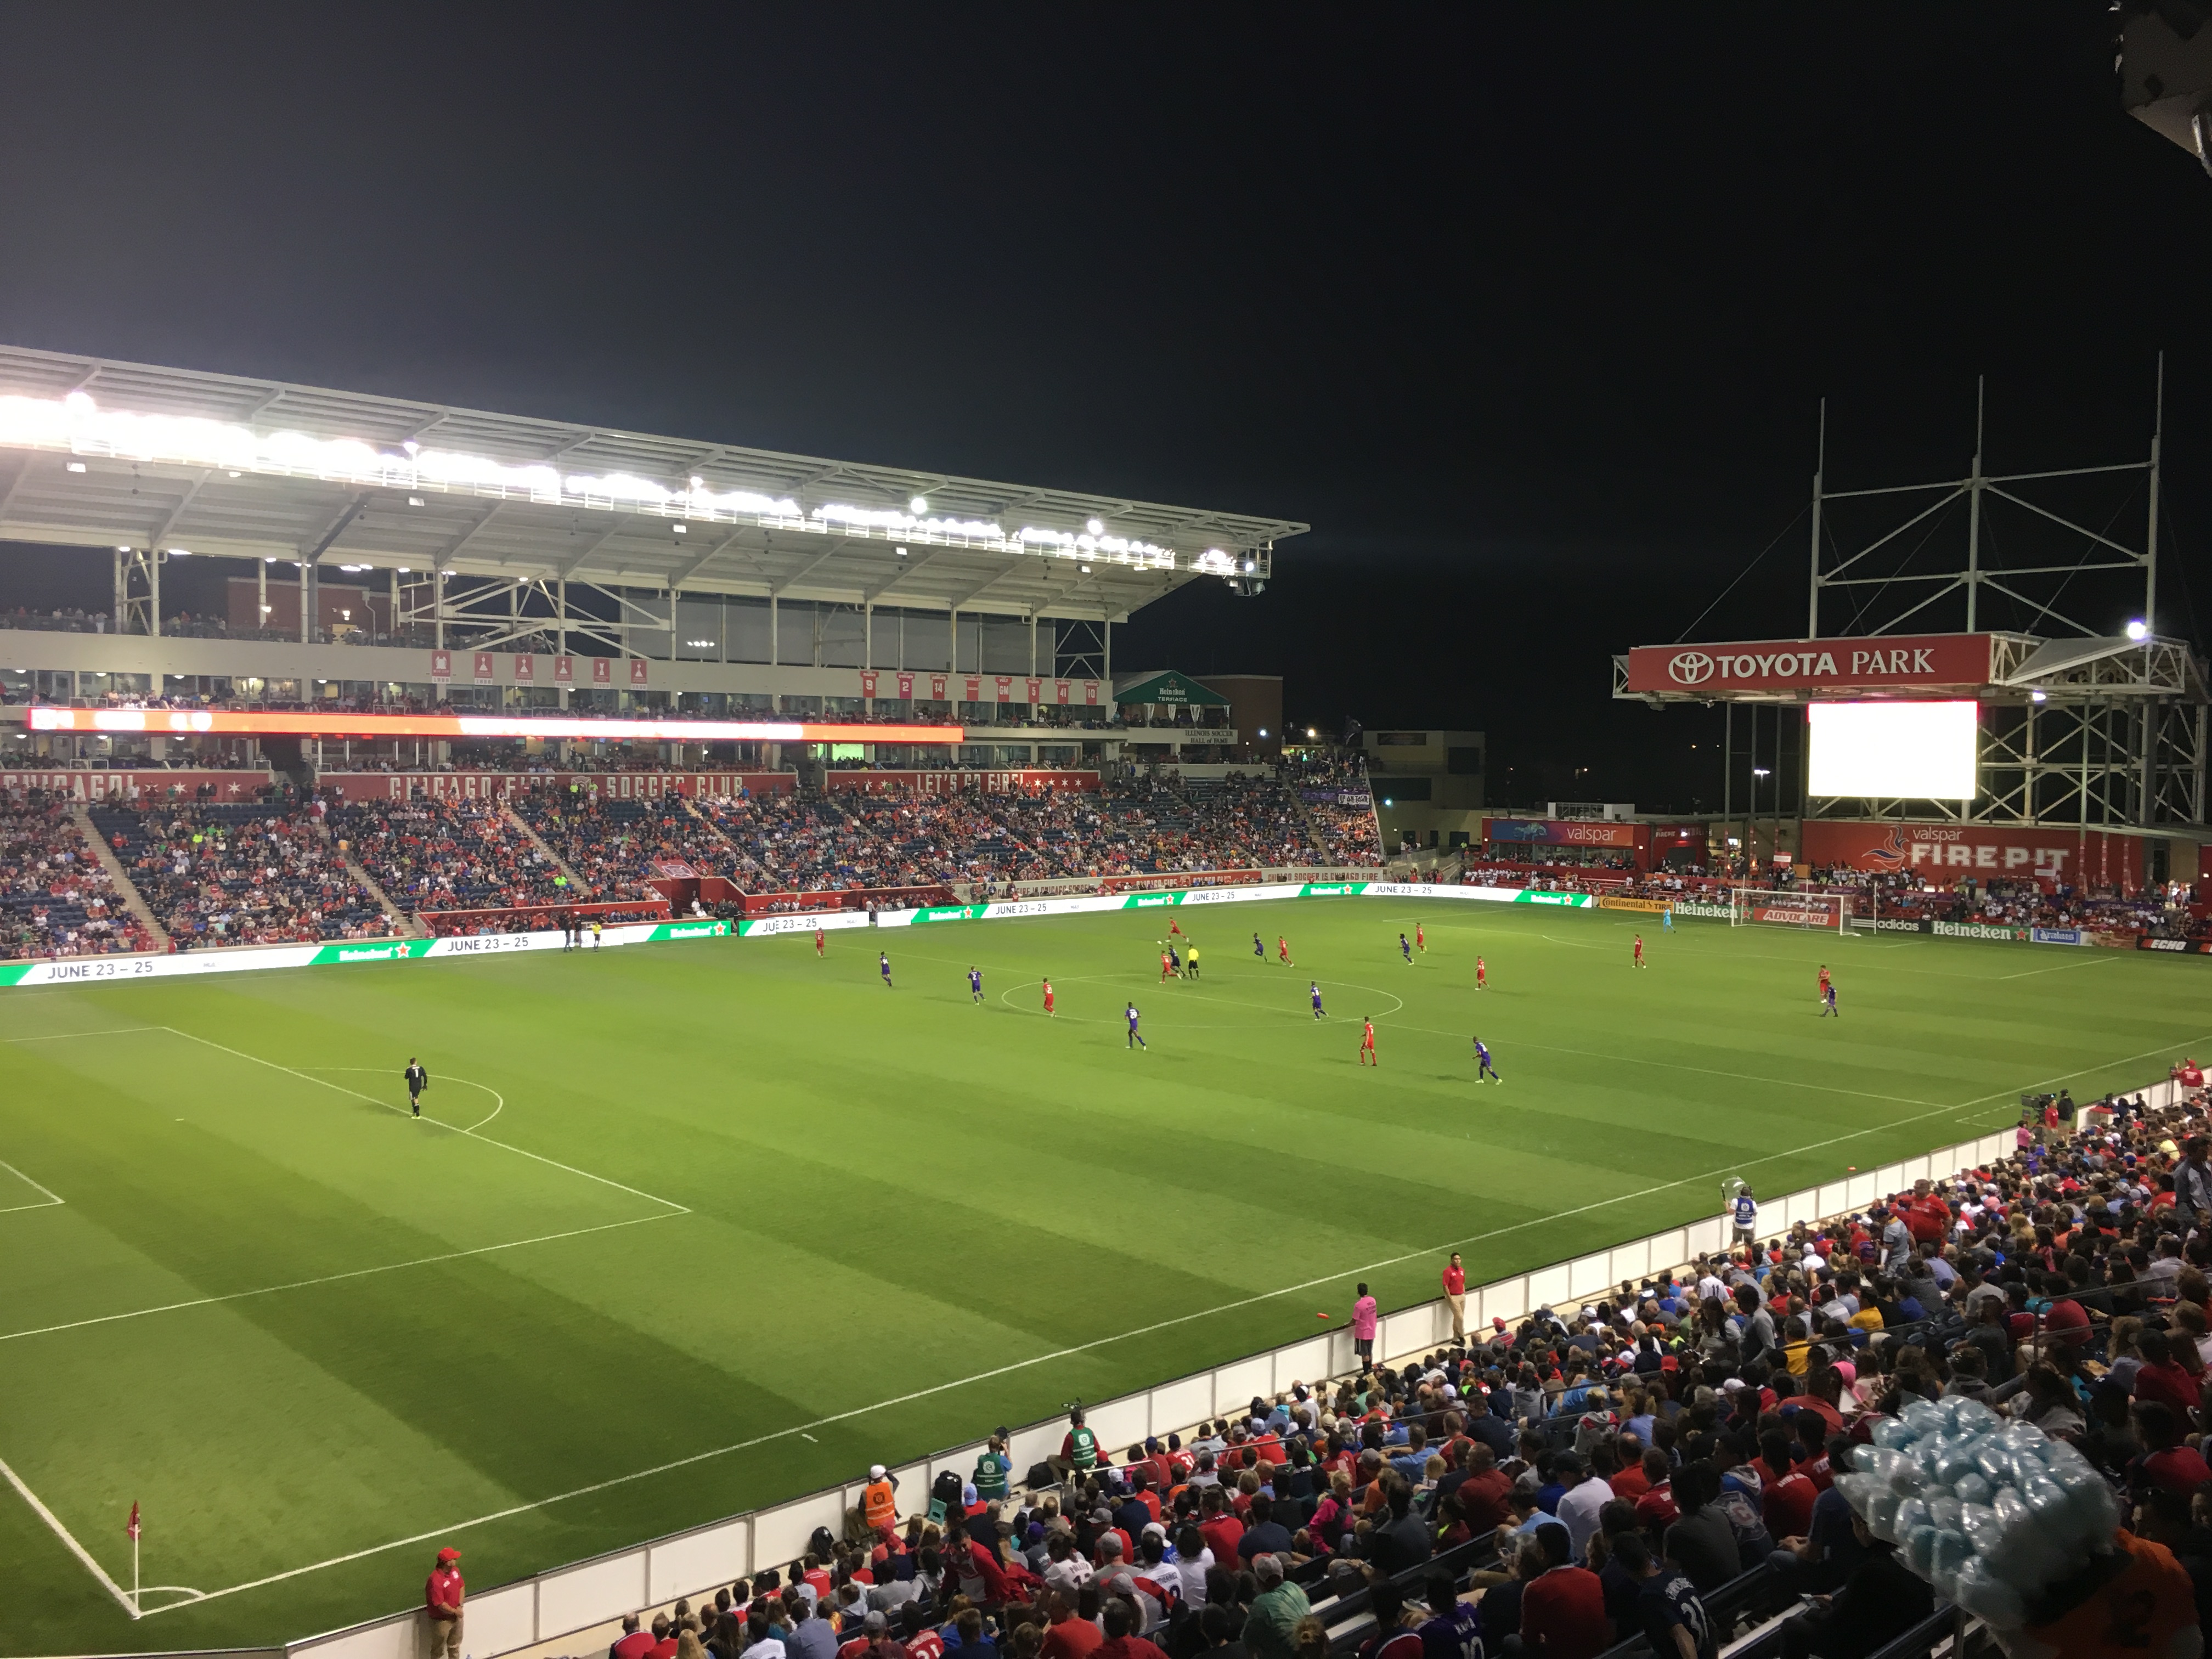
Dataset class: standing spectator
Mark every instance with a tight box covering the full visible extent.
[2179,1138,2212,1232]
[425,1547,465,1659]
[1353,1285,1379,1365]
[1442,1254,1467,1342]
[1519,1522,1609,1659]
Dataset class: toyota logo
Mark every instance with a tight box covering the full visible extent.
[1668,651,1714,686]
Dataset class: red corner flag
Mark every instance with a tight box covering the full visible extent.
[127,1503,140,1542]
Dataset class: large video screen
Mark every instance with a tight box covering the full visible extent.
[1807,700,1978,800]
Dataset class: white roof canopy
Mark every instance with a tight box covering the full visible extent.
[0,343,1305,623]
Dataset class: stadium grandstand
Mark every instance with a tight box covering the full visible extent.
[7,342,2212,1659]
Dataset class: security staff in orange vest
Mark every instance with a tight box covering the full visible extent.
[862,1463,898,1537]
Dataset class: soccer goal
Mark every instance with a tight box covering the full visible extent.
[1730,888,1854,933]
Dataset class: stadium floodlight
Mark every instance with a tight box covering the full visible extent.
[894,546,907,557]
[2030,690,2047,703]
[0,390,1217,573]
[1259,727,1268,738]
[1752,766,1771,778]
[166,548,190,556]
[1080,563,1091,574]
[2126,619,2150,641]
[64,460,84,472]
[1086,518,1103,534]
[672,523,687,533]
[407,495,425,507]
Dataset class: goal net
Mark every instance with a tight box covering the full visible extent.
[1730,888,1851,932]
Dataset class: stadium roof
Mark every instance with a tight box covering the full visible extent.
[0,343,1307,623]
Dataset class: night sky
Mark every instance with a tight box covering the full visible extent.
[1,5,2205,809]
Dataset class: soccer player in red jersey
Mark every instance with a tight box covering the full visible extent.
[1818,963,1831,1006]
[1160,949,1173,982]
[815,927,825,958]
[1633,933,1645,968]
[1415,922,1425,952]
[1278,935,1292,967]
[1043,978,1056,1017]
[1476,955,1487,989]
[1358,1016,1378,1067]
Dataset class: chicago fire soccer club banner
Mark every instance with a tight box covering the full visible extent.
[1799,821,2142,890]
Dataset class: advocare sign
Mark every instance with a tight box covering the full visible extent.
[1623,633,1994,696]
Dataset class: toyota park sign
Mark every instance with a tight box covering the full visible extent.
[1623,632,1994,696]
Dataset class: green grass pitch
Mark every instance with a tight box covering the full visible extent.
[0,898,2204,1652]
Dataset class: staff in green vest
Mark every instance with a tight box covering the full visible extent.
[1049,1406,1098,1486]
[973,1432,1013,1502]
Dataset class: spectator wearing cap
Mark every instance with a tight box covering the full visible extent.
[1239,1553,1310,1659]
[425,1546,465,1659]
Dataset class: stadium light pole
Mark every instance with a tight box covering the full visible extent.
[1752,765,1771,873]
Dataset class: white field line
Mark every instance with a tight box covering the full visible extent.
[157,1030,686,1215]
[0,1212,681,1346]
[0,1452,140,1619]
[0,1156,65,1214]
[1999,957,2118,981]
[134,1026,2212,1616]
[1,1028,162,1042]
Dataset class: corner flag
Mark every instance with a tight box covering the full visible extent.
[127,1502,140,1542]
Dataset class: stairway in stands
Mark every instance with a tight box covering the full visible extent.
[503,805,584,888]
[69,805,170,949]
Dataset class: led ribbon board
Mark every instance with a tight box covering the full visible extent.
[26,708,964,743]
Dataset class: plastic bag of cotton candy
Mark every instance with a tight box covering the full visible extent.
[1830,1393,2122,1630]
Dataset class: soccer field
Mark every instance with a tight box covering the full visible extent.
[1,898,2202,1652]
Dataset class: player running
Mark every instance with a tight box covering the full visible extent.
[1168,942,1183,978]
[1399,932,1413,966]
[879,951,893,988]
[1475,955,1488,990]
[1278,934,1293,967]
[1043,977,1057,1017]
[1633,933,1645,969]
[1473,1035,1501,1085]
[1358,1015,1378,1067]
[1126,1001,1147,1049]
[1821,980,1838,1018]
[816,927,826,958]
[1252,931,1265,960]
[1310,980,1327,1019]
[968,965,984,1004]
[1817,963,1831,1008]
[1160,947,1175,983]
[1169,918,1184,939]
[1416,922,1426,953]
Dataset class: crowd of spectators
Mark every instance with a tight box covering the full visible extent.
[507,790,702,908]
[0,790,154,958]
[1287,755,1380,866]
[89,799,395,947]
[556,1077,2212,1659]
[333,796,572,916]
